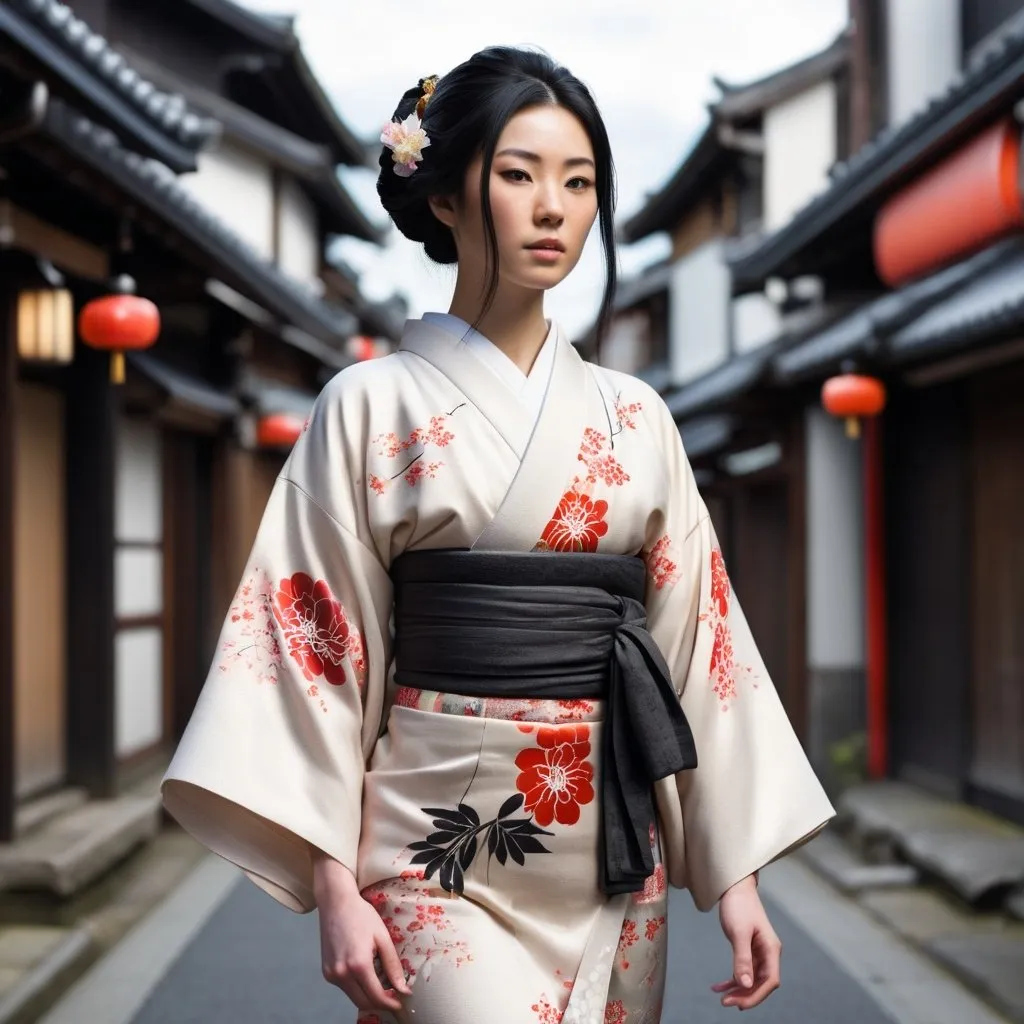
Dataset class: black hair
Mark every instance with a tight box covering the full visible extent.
[376,46,617,344]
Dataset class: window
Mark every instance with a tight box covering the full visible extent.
[113,415,165,760]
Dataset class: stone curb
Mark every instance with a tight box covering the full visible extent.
[796,840,1022,1023]
[0,930,93,1024]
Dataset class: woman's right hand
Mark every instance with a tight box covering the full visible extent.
[312,850,412,1013]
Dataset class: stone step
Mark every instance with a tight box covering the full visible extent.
[838,781,1024,906]
[0,795,161,898]
[859,887,1024,1024]
[799,830,920,893]
[13,790,88,840]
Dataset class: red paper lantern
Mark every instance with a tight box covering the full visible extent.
[822,373,886,439]
[347,334,377,362]
[256,413,305,449]
[78,283,161,385]
[874,119,1024,286]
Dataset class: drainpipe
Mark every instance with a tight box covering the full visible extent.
[863,415,887,779]
[849,0,889,781]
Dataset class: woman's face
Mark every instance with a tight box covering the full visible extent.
[435,104,599,294]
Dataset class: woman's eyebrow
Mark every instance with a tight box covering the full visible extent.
[495,148,595,169]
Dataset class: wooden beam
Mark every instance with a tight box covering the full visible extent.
[0,200,109,282]
[0,289,15,840]
[166,431,204,742]
[65,346,117,796]
[786,409,810,745]
[848,0,881,152]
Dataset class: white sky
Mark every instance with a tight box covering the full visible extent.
[241,0,848,337]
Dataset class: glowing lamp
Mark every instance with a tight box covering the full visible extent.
[17,289,74,364]
[78,276,160,384]
[256,413,304,449]
[822,372,886,439]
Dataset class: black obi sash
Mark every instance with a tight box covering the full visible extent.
[389,549,698,896]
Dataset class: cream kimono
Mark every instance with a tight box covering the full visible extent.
[163,318,835,1024]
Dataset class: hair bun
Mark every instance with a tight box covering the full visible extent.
[376,75,457,263]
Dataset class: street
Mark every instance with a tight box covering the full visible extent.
[40,851,1008,1024]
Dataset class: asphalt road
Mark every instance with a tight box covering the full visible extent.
[127,879,897,1024]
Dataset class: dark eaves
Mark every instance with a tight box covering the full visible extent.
[2,0,218,172]
[43,99,354,357]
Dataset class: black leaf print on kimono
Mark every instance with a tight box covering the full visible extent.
[407,794,553,895]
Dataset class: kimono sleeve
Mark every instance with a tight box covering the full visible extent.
[645,404,835,913]
[162,379,391,914]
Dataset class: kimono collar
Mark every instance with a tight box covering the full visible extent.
[398,317,562,459]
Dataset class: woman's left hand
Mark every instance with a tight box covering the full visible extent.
[712,874,782,1011]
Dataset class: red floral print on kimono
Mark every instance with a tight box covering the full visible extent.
[515,724,596,827]
[536,412,639,552]
[217,569,366,713]
[273,572,365,688]
[368,403,465,495]
[698,548,757,709]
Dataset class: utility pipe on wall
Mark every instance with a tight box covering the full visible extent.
[863,416,888,779]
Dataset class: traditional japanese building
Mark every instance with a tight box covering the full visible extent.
[727,0,1024,822]
[613,30,854,756]
[0,0,388,890]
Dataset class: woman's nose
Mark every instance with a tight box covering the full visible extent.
[535,183,564,225]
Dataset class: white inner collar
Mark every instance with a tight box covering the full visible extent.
[420,312,555,418]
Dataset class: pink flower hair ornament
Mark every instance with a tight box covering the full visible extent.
[380,113,431,178]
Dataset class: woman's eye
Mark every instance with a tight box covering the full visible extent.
[567,177,593,191]
[500,169,531,183]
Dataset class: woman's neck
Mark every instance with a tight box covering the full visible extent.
[448,282,549,376]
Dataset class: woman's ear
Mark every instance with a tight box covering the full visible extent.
[428,194,457,230]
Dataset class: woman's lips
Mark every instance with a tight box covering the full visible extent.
[525,243,565,262]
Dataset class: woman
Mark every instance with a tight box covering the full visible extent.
[163,46,834,1023]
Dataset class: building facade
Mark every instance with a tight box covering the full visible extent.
[0,0,390,880]
[711,0,1024,817]
[615,31,856,764]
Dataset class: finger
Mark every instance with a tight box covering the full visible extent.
[724,939,782,1010]
[724,975,779,1010]
[711,979,740,993]
[376,932,413,996]
[354,963,404,1012]
[324,968,372,1012]
[730,930,755,990]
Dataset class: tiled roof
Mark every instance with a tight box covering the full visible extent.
[183,0,294,52]
[714,31,848,121]
[619,122,723,244]
[620,33,848,245]
[129,351,241,419]
[663,346,774,421]
[613,262,672,311]
[241,375,318,418]
[44,99,353,358]
[180,0,367,166]
[3,0,218,171]
[679,413,736,459]
[729,18,1024,290]
[772,240,1017,381]
[115,44,381,242]
[888,239,1024,360]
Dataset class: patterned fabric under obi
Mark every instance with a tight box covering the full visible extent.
[389,549,698,895]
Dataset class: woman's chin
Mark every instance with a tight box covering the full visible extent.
[510,265,573,292]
